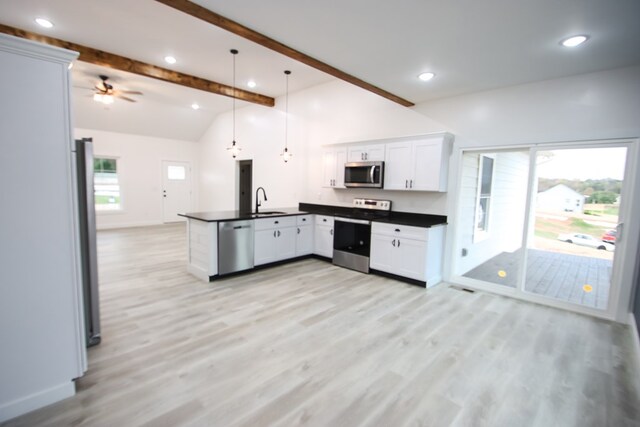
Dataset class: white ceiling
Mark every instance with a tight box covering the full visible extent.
[194,0,640,103]
[1,0,639,141]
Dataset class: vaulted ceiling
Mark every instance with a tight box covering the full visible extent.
[1,0,638,141]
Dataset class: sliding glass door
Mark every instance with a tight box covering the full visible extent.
[451,142,631,316]
[524,146,626,310]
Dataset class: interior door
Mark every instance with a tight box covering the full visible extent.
[162,160,191,223]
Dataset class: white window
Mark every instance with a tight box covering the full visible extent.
[94,157,122,211]
[167,165,186,180]
[474,154,495,241]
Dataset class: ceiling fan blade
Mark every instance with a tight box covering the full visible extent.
[95,83,107,93]
[119,90,143,95]
[116,94,137,102]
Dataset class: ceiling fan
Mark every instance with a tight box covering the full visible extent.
[93,75,143,104]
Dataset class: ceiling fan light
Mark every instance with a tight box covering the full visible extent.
[93,93,103,103]
[102,95,114,105]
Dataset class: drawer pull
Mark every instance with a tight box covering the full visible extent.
[275,221,279,224]
[395,228,400,232]
[323,219,327,222]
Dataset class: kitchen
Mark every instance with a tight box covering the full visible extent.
[1,0,640,425]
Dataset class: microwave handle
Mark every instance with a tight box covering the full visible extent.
[370,165,375,184]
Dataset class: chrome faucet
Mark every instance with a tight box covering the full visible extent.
[255,187,268,213]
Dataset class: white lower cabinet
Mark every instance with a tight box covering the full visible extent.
[370,222,445,286]
[313,215,334,258]
[254,217,297,266]
[295,215,314,256]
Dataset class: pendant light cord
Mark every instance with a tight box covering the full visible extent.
[285,72,289,150]
[232,50,236,144]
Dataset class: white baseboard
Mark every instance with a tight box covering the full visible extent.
[0,381,75,423]
[630,313,640,370]
[96,220,162,230]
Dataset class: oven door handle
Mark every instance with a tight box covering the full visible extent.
[335,217,371,225]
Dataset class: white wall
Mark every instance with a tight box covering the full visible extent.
[455,151,530,275]
[198,80,451,215]
[74,128,199,229]
[414,65,640,147]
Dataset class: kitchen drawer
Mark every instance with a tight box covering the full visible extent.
[315,215,334,226]
[296,214,314,226]
[254,216,296,231]
[371,221,428,241]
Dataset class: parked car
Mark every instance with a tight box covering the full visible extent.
[557,233,615,251]
[602,229,617,245]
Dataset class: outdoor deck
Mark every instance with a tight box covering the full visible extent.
[463,249,612,310]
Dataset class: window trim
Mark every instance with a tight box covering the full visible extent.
[473,153,495,242]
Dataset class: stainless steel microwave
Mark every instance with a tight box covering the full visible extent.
[344,161,384,188]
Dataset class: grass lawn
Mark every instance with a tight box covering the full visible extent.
[95,195,120,205]
[535,216,608,240]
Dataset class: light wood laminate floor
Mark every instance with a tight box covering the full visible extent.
[4,223,640,426]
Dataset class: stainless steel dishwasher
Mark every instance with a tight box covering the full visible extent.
[218,220,254,275]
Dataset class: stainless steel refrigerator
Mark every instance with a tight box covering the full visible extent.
[74,138,101,347]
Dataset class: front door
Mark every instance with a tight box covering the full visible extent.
[162,160,191,223]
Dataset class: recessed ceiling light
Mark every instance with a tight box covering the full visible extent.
[247,80,257,88]
[164,56,177,64]
[191,103,200,110]
[35,18,53,28]
[560,35,589,47]
[418,72,435,81]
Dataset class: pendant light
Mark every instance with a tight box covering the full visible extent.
[281,70,292,163]
[226,49,241,158]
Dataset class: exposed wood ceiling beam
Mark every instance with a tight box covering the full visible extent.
[154,0,415,108]
[0,23,275,107]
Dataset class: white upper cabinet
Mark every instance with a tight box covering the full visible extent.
[322,147,347,188]
[384,134,452,192]
[347,144,385,162]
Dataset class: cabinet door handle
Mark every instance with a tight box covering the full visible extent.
[297,228,300,234]
[392,239,396,247]
[410,180,413,188]
[365,153,368,160]
[330,228,333,235]
[278,230,281,237]
[405,180,408,188]
[398,239,401,247]
[273,230,277,238]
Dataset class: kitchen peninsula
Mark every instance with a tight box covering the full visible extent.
[180,201,447,288]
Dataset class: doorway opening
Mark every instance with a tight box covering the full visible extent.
[237,160,253,214]
[451,141,632,316]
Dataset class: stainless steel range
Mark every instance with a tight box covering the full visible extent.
[332,198,391,273]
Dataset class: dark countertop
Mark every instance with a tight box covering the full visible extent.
[180,203,447,228]
[299,203,447,228]
[179,207,305,222]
